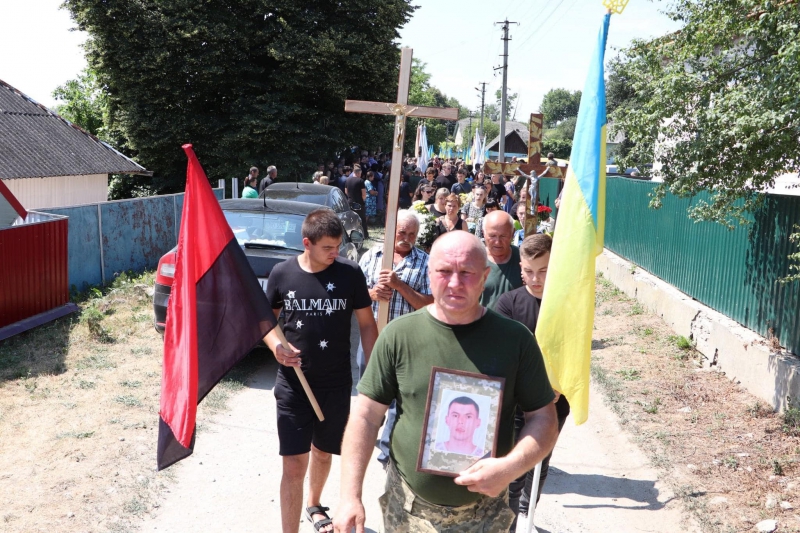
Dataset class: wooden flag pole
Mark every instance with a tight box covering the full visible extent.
[345,47,459,331]
[273,326,325,422]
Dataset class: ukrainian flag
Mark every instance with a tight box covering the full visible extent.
[535,13,610,425]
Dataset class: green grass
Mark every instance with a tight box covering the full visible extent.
[783,404,800,436]
[114,395,142,408]
[120,380,141,388]
[56,430,95,439]
[616,368,641,381]
[629,302,645,316]
[668,334,694,350]
[75,353,116,370]
[643,397,662,414]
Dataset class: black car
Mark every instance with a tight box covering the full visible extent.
[152,198,365,333]
[259,182,364,237]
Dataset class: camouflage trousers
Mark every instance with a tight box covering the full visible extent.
[379,461,515,533]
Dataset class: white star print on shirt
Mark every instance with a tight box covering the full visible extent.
[296,320,303,329]
[319,339,328,349]
[325,282,335,292]
[325,308,334,316]
[287,290,296,299]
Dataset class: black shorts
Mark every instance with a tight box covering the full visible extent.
[274,374,351,456]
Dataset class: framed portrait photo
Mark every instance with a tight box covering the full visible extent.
[416,367,505,477]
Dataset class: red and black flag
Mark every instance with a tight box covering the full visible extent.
[158,144,277,470]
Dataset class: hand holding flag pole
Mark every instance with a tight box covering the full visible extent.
[270,327,325,422]
[157,145,323,471]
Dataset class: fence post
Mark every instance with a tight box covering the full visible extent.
[231,177,239,199]
[218,179,225,199]
[97,204,106,284]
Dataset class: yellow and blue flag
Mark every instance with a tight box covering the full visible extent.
[535,13,610,425]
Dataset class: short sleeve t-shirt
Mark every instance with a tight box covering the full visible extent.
[480,246,523,310]
[495,286,541,334]
[266,256,371,389]
[345,175,366,203]
[357,308,554,507]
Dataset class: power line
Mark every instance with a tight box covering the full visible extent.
[511,0,567,52]
[516,0,581,54]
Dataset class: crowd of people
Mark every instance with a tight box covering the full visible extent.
[245,149,562,253]
[259,154,569,531]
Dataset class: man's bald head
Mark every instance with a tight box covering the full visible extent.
[482,210,514,263]
[483,210,514,233]
[430,231,488,268]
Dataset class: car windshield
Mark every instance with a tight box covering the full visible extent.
[223,211,305,251]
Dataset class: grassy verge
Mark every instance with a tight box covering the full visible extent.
[592,273,800,533]
[0,270,263,533]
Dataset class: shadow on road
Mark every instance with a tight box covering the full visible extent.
[544,467,674,510]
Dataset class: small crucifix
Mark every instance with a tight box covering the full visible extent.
[345,48,459,330]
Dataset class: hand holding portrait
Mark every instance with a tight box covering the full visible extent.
[453,457,514,497]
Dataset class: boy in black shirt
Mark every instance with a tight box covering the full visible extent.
[495,233,571,523]
[265,209,378,533]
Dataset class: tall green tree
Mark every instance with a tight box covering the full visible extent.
[405,58,466,157]
[52,68,106,138]
[539,88,581,128]
[494,89,518,121]
[64,0,414,194]
[610,0,800,226]
[457,121,499,151]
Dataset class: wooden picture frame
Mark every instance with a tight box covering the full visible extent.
[416,367,505,477]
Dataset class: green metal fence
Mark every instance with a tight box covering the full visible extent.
[541,176,800,355]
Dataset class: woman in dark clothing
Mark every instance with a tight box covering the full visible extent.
[432,193,466,240]
[428,188,449,217]
[398,173,412,209]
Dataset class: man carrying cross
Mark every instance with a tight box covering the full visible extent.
[344,47,458,330]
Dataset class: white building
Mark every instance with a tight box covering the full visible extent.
[0,79,148,210]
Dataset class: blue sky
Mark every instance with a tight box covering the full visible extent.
[1,0,680,117]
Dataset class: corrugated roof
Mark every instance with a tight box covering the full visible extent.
[0,79,148,179]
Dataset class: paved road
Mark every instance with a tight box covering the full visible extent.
[143,335,692,533]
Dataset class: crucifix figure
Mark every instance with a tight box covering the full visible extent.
[345,48,459,330]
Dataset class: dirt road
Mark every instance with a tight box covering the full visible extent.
[142,357,691,533]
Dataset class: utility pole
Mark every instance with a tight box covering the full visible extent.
[494,19,518,162]
[475,82,487,139]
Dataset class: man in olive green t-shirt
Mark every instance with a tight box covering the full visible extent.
[333,231,558,533]
[479,210,523,310]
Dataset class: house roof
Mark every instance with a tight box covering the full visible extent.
[486,123,530,151]
[0,79,149,180]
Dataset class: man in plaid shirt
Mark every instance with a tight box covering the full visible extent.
[357,209,433,467]
[358,210,433,325]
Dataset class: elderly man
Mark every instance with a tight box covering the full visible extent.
[480,210,523,310]
[358,209,433,465]
[333,231,558,533]
[357,210,432,369]
[259,165,277,192]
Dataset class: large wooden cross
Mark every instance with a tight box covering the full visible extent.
[482,114,569,237]
[345,48,459,330]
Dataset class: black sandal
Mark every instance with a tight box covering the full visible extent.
[304,505,332,532]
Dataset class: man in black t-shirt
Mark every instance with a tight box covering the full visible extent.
[265,209,378,533]
[433,162,456,190]
[494,234,571,525]
[345,166,369,239]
